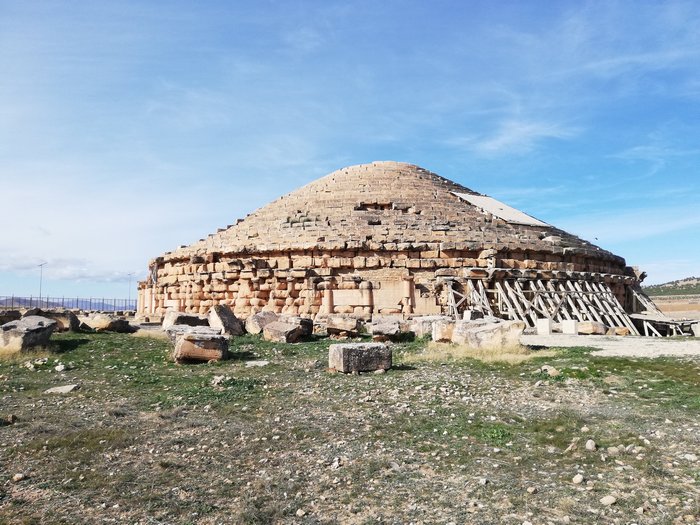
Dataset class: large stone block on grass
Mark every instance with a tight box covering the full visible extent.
[328,343,392,373]
[162,310,209,331]
[172,332,229,363]
[208,304,244,336]
[1,316,57,354]
[245,311,279,335]
[263,321,304,343]
[451,319,525,348]
[577,321,607,335]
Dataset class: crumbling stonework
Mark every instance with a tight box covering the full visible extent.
[138,161,644,328]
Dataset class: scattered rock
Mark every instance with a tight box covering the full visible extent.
[539,364,561,377]
[1,414,17,426]
[526,486,537,494]
[572,474,584,484]
[600,495,617,506]
[410,315,452,338]
[44,384,80,394]
[54,363,66,372]
[682,453,697,462]
[245,360,270,368]
[295,509,306,517]
[585,439,597,451]
[12,473,26,482]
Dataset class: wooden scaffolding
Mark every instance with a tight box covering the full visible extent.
[445,273,641,336]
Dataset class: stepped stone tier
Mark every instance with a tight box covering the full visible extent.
[137,161,649,332]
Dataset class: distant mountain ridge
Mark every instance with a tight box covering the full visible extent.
[644,276,700,296]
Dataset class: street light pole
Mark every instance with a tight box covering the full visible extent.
[38,262,47,305]
[127,272,134,309]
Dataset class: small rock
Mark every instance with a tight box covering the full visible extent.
[373,368,386,374]
[572,474,584,484]
[54,363,66,372]
[580,426,589,433]
[539,365,560,377]
[600,495,617,506]
[1,414,17,426]
[44,384,80,394]
[526,486,537,494]
[585,439,597,451]
[478,477,489,485]
[12,473,26,482]
[245,360,270,368]
[682,453,697,462]
[295,509,306,517]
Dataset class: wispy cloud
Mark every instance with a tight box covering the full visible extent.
[452,119,578,155]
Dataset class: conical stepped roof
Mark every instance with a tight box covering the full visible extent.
[162,161,623,265]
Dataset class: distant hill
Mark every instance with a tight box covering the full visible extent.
[644,277,700,296]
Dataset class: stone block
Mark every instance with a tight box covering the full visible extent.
[20,309,79,332]
[263,321,304,343]
[577,321,607,335]
[245,311,279,334]
[432,319,455,342]
[409,315,452,339]
[326,314,360,335]
[451,319,525,348]
[370,316,402,341]
[0,310,21,325]
[162,310,208,330]
[278,315,313,337]
[328,343,392,373]
[165,325,224,344]
[561,319,578,335]
[81,313,132,333]
[0,315,57,354]
[535,318,552,335]
[172,332,229,363]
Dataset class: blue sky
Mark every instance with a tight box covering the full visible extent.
[1,0,699,299]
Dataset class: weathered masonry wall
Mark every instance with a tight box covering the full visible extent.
[137,242,631,320]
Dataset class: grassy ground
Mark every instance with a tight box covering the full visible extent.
[1,332,699,524]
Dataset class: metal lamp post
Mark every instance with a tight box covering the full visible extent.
[38,262,47,306]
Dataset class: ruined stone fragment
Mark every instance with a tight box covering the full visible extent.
[0,316,56,354]
[208,304,244,336]
[245,311,279,335]
[263,321,304,343]
[172,332,229,363]
[162,310,209,331]
[577,321,608,335]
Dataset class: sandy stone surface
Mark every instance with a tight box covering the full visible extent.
[522,333,700,358]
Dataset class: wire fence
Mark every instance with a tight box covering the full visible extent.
[0,296,136,312]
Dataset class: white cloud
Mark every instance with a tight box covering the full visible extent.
[454,119,578,155]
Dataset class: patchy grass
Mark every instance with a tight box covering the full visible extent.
[1,332,699,524]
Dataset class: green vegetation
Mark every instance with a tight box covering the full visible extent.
[1,332,699,523]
